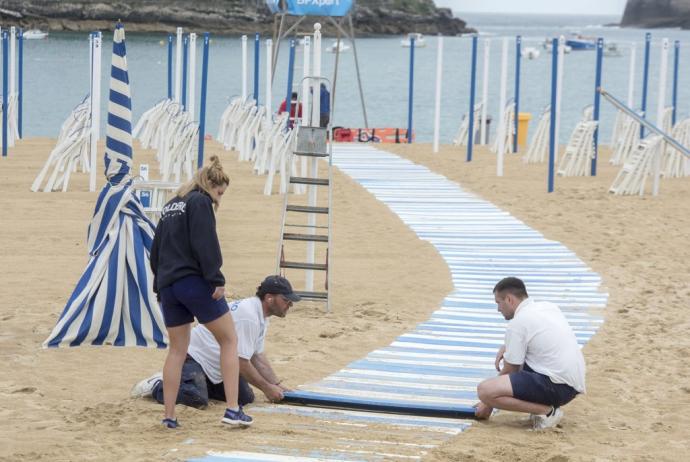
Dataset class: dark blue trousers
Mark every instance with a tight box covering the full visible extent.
[153,356,255,408]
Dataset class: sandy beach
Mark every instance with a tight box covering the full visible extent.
[1,138,689,461]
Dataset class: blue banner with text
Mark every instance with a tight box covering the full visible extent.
[266,0,353,17]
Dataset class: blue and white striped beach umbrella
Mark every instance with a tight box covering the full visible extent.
[44,24,167,348]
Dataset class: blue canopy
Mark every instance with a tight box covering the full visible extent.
[266,0,353,17]
[44,24,167,348]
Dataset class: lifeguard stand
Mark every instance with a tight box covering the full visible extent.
[266,0,369,128]
[266,1,367,312]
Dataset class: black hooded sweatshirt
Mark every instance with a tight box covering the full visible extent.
[150,189,225,294]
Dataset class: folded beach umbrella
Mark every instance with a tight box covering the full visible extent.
[44,24,167,348]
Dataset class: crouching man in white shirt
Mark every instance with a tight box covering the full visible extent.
[474,277,586,430]
[132,275,300,408]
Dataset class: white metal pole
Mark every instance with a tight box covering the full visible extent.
[88,33,92,97]
[9,26,16,144]
[188,33,197,118]
[241,35,248,101]
[432,36,443,153]
[480,38,491,145]
[311,24,322,127]
[174,27,183,103]
[627,43,637,107]
[89,33,95,190]
[266,39,273,124]
[555,36,565,156]
[299,37,311,195]
[9,26,15,97]
[89,33,102,192]
[301,37,311,127]
[306,23,322,292]
[653,38,669,196]
[497,37,508,177]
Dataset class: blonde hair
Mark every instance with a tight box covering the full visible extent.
[176,155,229,209]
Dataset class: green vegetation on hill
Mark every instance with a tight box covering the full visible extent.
[367,0,438,15]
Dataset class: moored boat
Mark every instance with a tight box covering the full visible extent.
[401,33,426,48]
[23,29,49,40]
[565,34,596,50]
[521,46,540,60]
[326,40,350,53]
[603,42,623,57]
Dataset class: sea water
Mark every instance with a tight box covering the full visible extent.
[12,13,690,145]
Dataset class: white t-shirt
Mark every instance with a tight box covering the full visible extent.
[503,298,586,393]
[187,296,268,384]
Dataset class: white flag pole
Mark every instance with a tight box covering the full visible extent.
[497,37,508,177]
[432,36,443,153]
[652,38,669,196]
[480,38,491,145]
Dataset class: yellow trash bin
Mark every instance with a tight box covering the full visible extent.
[517,112,532,147]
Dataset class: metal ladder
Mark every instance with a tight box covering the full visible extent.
[275,123,332,311]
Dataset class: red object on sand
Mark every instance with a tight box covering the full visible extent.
[333,127,413,143]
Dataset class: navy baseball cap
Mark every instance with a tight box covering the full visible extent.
[260,275,301,302]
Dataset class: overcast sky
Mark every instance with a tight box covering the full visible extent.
[434,0,628,16]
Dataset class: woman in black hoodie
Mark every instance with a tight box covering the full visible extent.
[150,155,252,428]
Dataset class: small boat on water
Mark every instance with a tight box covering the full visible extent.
[326,40,350,53]
[23,29,49,40]
[543,39,572,54]
[603,42,623,57]
[521,46,540,60]
[401,33,426,48]
[565,34,596,50]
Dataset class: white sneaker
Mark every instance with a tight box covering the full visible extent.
[130,372,162,398]
[532,407,564,430]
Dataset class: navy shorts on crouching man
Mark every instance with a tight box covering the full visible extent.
[160,275,229,327]
[152,355,255,408]
[509,363,579,408]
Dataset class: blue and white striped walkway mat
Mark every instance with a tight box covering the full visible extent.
[190,144,607,461]
[282,144,607,416]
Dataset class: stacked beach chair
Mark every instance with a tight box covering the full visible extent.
[609,135,662,195]
[217,97,301,196]
[453,103,483,146]
[491,100,515,155]
[32,98,92,192]
[524,105,551,164]
[557,106,597,177]
[663,118,690,178]
[609,112,641,166]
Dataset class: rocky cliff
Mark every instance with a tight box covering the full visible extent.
[0,0,473,35]
[621,0,690,28]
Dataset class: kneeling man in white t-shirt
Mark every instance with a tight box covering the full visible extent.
[474,277,586,430]
[132,275,299,408]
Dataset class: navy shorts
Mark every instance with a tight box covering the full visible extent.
[160,275,229,327]
[509,363,579,408]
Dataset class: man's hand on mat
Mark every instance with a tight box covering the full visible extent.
[211,286,225,300]
[264,383,285,403]
[277,382,292,392]
[495,345,506,372]
[474,402,493,420]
